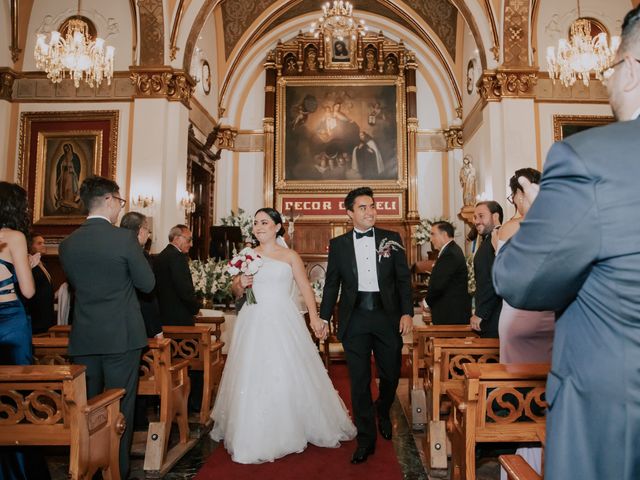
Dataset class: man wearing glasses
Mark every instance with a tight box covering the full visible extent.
[494,6,640,479]
[154,224,200,327]
[59,175,155,479]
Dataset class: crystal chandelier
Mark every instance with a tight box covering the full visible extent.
[546,2,619,87]
[34,13,115,89]
[309,1,367,41]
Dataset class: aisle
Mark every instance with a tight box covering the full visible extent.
[194,363,403,480]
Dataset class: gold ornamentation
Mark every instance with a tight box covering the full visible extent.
[503,0,530,66]
[215,127,238,150]
[443,126,463,149]
[552,114,614,142]
[478,69,538,101]
[138,0,165,65]
[0,69,17,101]
[129,68,195,106]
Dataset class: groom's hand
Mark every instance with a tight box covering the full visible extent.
[399,314,412,336]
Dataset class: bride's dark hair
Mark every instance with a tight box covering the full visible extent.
[254,207,286,237]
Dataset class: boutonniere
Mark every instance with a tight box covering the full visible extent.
[376,237,405,262]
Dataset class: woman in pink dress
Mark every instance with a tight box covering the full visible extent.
[493,168,555,479]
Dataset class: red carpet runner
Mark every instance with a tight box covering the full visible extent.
[194,363,403,480]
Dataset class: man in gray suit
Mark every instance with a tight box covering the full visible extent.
[493,7,640,479]
[60,176,155,478]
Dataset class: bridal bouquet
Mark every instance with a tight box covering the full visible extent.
[227,247,263,304]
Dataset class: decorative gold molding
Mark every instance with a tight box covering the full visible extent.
[10,0,21,63]
[552,114,614,142]
[215,126,238,150]
[129,67,195,107]
[443,126,463,149]
[478,68,538,101]
[0,68,18,101]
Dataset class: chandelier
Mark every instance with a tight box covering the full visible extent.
[309,1,367,41]
[34,15,115,88]
[546,3,619,87]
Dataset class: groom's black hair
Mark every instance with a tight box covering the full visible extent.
[254,207,286,237]
[345,187,374,211]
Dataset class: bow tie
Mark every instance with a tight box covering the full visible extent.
[355,229,374,239]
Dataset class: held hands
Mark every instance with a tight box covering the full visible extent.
[399,314,413,336]
[470,314,482,331]
[311,316,328,341]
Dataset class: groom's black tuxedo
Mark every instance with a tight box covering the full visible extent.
[320,227,412,449]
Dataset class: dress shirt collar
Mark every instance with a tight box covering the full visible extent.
[438,239,453,257]
[353,227,374,239]
[632,107,640,120]
[86,215,112,223]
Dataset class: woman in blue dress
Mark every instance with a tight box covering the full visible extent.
[0,181,51,479]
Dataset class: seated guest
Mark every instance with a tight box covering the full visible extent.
[120,212,163,339]
[26,233,56,334]
[154,225,200,326]
[424,221,471,324]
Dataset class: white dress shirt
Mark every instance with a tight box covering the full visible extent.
[437,239,453,258]
[353,228,380,292]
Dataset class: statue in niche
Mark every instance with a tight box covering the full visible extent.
[384,56,398,75]
[285,56,297,74]
[459,155,477,206]
[364,48,377,72]
[305,48,318,72]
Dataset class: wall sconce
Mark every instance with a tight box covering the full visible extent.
[132,195,155,209]
[180,192,196,215]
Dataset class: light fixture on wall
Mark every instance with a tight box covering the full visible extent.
[546,0,619,87]
[181,192,196,215]
[309,1,367,41]
[33,0,115,88]
[132,195,155,209]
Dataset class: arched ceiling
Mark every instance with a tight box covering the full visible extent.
[220,0,458,61]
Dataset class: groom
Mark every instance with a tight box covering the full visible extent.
[320,187,413,464]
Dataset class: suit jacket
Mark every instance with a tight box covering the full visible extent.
[139,250,162,337]
[473,234,501,337]
[319,228,413,341]
[493,117,640,480]
[425,241,471,325]
[59,218,155,356]
[26,263,55,334]
[154,245,200,326]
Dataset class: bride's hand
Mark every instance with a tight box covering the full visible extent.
[240,274,253,288]
[310,317,327,340]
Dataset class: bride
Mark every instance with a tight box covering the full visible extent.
[210,207,356,463]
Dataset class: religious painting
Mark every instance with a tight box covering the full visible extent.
[552,114,614,141]
[324,33,356,69]
[18,111,119,232]
[275,77,407,191]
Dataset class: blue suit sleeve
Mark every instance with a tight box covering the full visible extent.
[493,141,601,311]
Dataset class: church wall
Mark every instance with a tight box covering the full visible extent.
[0,102,17,181]
[22,0,133,71]
[536,102,613,163]
[189,9,218,120]
[461,20,482,117]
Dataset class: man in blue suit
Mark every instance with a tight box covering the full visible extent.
[493,6,640,479]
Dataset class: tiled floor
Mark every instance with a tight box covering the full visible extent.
[47,377,501,480]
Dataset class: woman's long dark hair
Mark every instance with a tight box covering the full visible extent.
[0,182,30,236]
[253,207,285,240]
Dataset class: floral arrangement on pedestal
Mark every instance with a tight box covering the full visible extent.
[412,216,456,245]
[190,258,234,306]
[311,278,325,302]
[219,208,254,242]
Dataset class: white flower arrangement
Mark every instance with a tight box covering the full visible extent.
[219,208,254,241]
[311,278,325,302]
[413,217,456,245]
[189,258,233,304]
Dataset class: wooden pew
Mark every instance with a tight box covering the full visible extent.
[0,365,124,479]
[409,324,477,427]
[499,455,543,480]
[137,337,196,476]
[447,363,549,480]
[194,313,225,342]
[162,325,224,426]
[425,337,500,469]
[32,336,196,477]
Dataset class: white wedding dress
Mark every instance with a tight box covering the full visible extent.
[210,256,356,464]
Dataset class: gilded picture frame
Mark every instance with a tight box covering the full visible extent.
[18,110,119,230]
[552,114,614,141]
[275,76,407,192]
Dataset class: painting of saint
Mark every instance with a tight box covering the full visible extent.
[55,143,81,211]
[332,40,349,62]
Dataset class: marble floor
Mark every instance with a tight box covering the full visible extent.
[47,377,501,480]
